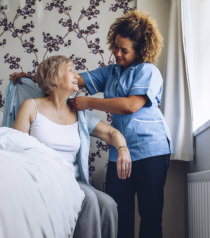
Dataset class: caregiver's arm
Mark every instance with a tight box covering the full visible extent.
[91,121,131,179]
[69,95,147,114]
[77,74,86,87]
[13,99,34,133]
[9,72,86,87]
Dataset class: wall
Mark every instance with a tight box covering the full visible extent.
[136,1,188,238]
[137,0,170,74]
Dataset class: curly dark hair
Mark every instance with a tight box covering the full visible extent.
[107,10,163,64]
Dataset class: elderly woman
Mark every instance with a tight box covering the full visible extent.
[13,55,132,238]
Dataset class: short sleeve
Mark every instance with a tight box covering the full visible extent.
[83,109,101,135]
[129,63,163,107]
[81,65,113,95]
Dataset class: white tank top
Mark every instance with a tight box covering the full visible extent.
[30,99,80,177]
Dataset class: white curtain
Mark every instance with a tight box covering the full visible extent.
[162,0,193,161]
[184,0,210,131]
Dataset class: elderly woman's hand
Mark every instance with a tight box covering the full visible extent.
[117,147,132,179]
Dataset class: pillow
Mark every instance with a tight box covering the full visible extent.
[0,127,75,172]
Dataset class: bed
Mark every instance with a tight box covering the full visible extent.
[0,79,85,238]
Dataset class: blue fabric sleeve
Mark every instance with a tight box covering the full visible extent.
[81,65,113,95]
[2,78,42,127]
[83,109,101,134]
[128,63,163,107]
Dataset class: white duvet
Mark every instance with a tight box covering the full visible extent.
[0,127,84,238]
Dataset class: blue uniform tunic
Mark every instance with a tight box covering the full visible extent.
[81,62,173,162]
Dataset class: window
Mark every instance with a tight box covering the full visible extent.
[186,0,210,130]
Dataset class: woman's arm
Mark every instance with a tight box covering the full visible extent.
[9,72,85,87]
[13,99,34,133]
[69,95,147,114]
[91,121,131,179]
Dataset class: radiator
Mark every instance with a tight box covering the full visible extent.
[187,170,210,238]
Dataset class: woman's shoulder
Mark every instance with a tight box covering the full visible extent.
[134,62,158,71]
[22,98,34,107]
[22,98,48,111]
[18,98,36,119]
[134,63,162,76]
[103,63,116,69]
[97,63,116,74]
[22,97,43,105]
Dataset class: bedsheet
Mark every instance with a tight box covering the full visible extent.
[0,127,84,238]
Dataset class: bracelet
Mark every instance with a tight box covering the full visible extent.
[117,145,128,151]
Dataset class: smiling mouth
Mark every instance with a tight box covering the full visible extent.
[116,58,124,62]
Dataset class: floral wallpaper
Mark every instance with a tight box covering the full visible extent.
[0,0,135,191]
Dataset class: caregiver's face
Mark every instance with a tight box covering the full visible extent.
[113,34,138,69]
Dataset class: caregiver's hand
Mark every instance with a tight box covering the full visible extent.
[117,147,132,179]
[68,96,90,111]
[9,72,35,85]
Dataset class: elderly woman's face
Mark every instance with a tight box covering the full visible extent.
[58,63,79,93]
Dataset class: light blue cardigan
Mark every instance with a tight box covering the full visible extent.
[3,78,100,184]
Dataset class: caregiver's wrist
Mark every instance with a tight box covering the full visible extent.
[117,145,128,151]
[87,97,93,109]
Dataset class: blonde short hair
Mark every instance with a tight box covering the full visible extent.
[36,55,73,96]
[107,10,163,64]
